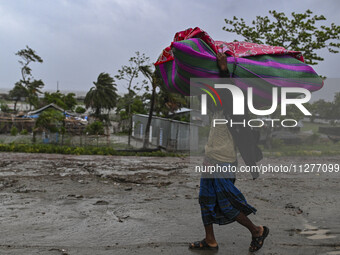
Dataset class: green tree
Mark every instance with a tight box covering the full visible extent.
[139,65,156,148]
[115,52,150,146]
[84,72,118,118]
[27,79,44,109]
[310,99,333,119]
[64,93,77,110]
[42,91,66,109]
[149,86,188,118]
[85,72,118,145]
[223,10,340,148]
[0,101,10,113]
[9,82,28,112]
[85,121,105,135]
[331,92,340,120]
[116,93,147,120]
[138,66,189,147]
[75,106,86,114]
[304,102,316,122]
[42,91,77,111]
[33,109,65,144]
[223,9,340,65]
[308,94,340,121]
[15,46,44,110]
[35,109,65,133]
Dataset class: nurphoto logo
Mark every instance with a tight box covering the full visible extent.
[200,83,312,128]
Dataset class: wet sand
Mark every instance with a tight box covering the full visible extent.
[0,152,340,255]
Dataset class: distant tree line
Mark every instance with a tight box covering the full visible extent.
[5,47,187,148]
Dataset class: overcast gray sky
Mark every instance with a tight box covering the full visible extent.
[1,0,339,100]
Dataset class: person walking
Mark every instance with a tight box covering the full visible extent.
[189,52,269,252]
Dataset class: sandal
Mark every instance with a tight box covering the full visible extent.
[189,239,219,250]
[249,226,269,252]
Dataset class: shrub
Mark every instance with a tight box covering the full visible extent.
[305,133,320,145]
[10,126,18,136]
[75,106,86,114]
[85,121,104,135]
[271,138,284,149]
[35,109,65,133]
[1,104,10,112]
[20,129,28,135]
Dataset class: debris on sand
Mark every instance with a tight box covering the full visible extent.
[0,179,18,190]
[94,200,109,205]
[49,248,68,255]
[285,203,303,214]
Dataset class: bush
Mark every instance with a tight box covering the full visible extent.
[271,138,284,149]
[10,126,18,136]
[305,133,320,145]
[75,106,86,114]
[20,129,28,135]
[1,103,10,113]
[35,109,65,133]
[85,121,104,135]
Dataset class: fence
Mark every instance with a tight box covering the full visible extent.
[0,117,35,133]
[0,116,87,135]
[319,127,340,136]
[132,114,198,151]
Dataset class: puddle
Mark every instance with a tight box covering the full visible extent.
[300,223,337,240]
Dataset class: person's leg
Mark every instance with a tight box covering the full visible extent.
[235,212,263,237]
[236,212,270,252]
[204,224,218,247]
[189,224,218,248]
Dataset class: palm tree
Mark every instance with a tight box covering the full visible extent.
[84,73,118,118]
[85,73,118,145]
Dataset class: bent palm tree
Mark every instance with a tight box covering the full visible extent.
[85,73,118,118]
[85,73,118,145]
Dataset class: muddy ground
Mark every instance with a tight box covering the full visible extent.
[0,152,340,255]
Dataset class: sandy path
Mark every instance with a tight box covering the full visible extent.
[0,152,339,254]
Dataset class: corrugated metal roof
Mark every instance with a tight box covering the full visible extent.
[27,103,75,116]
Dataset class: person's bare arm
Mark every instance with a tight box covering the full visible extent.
[217,52,228,72]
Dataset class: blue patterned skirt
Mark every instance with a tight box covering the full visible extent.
[199,163,257,225]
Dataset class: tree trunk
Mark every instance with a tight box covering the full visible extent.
[143,87,155,148]
[32,131,36,144]
[106,114,110,146]
[95,108,101,118]
[14,99,18,112]
[128,102,132,147]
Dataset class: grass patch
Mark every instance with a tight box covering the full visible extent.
[262,141,340,156]
[301,121,339,133]
[0,143,184,157]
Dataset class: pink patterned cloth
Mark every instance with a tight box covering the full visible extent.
[214,41,304,62]
[155,27,304,66]
[155,27,217,65]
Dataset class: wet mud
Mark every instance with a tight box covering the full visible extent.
[0,152,339,254]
